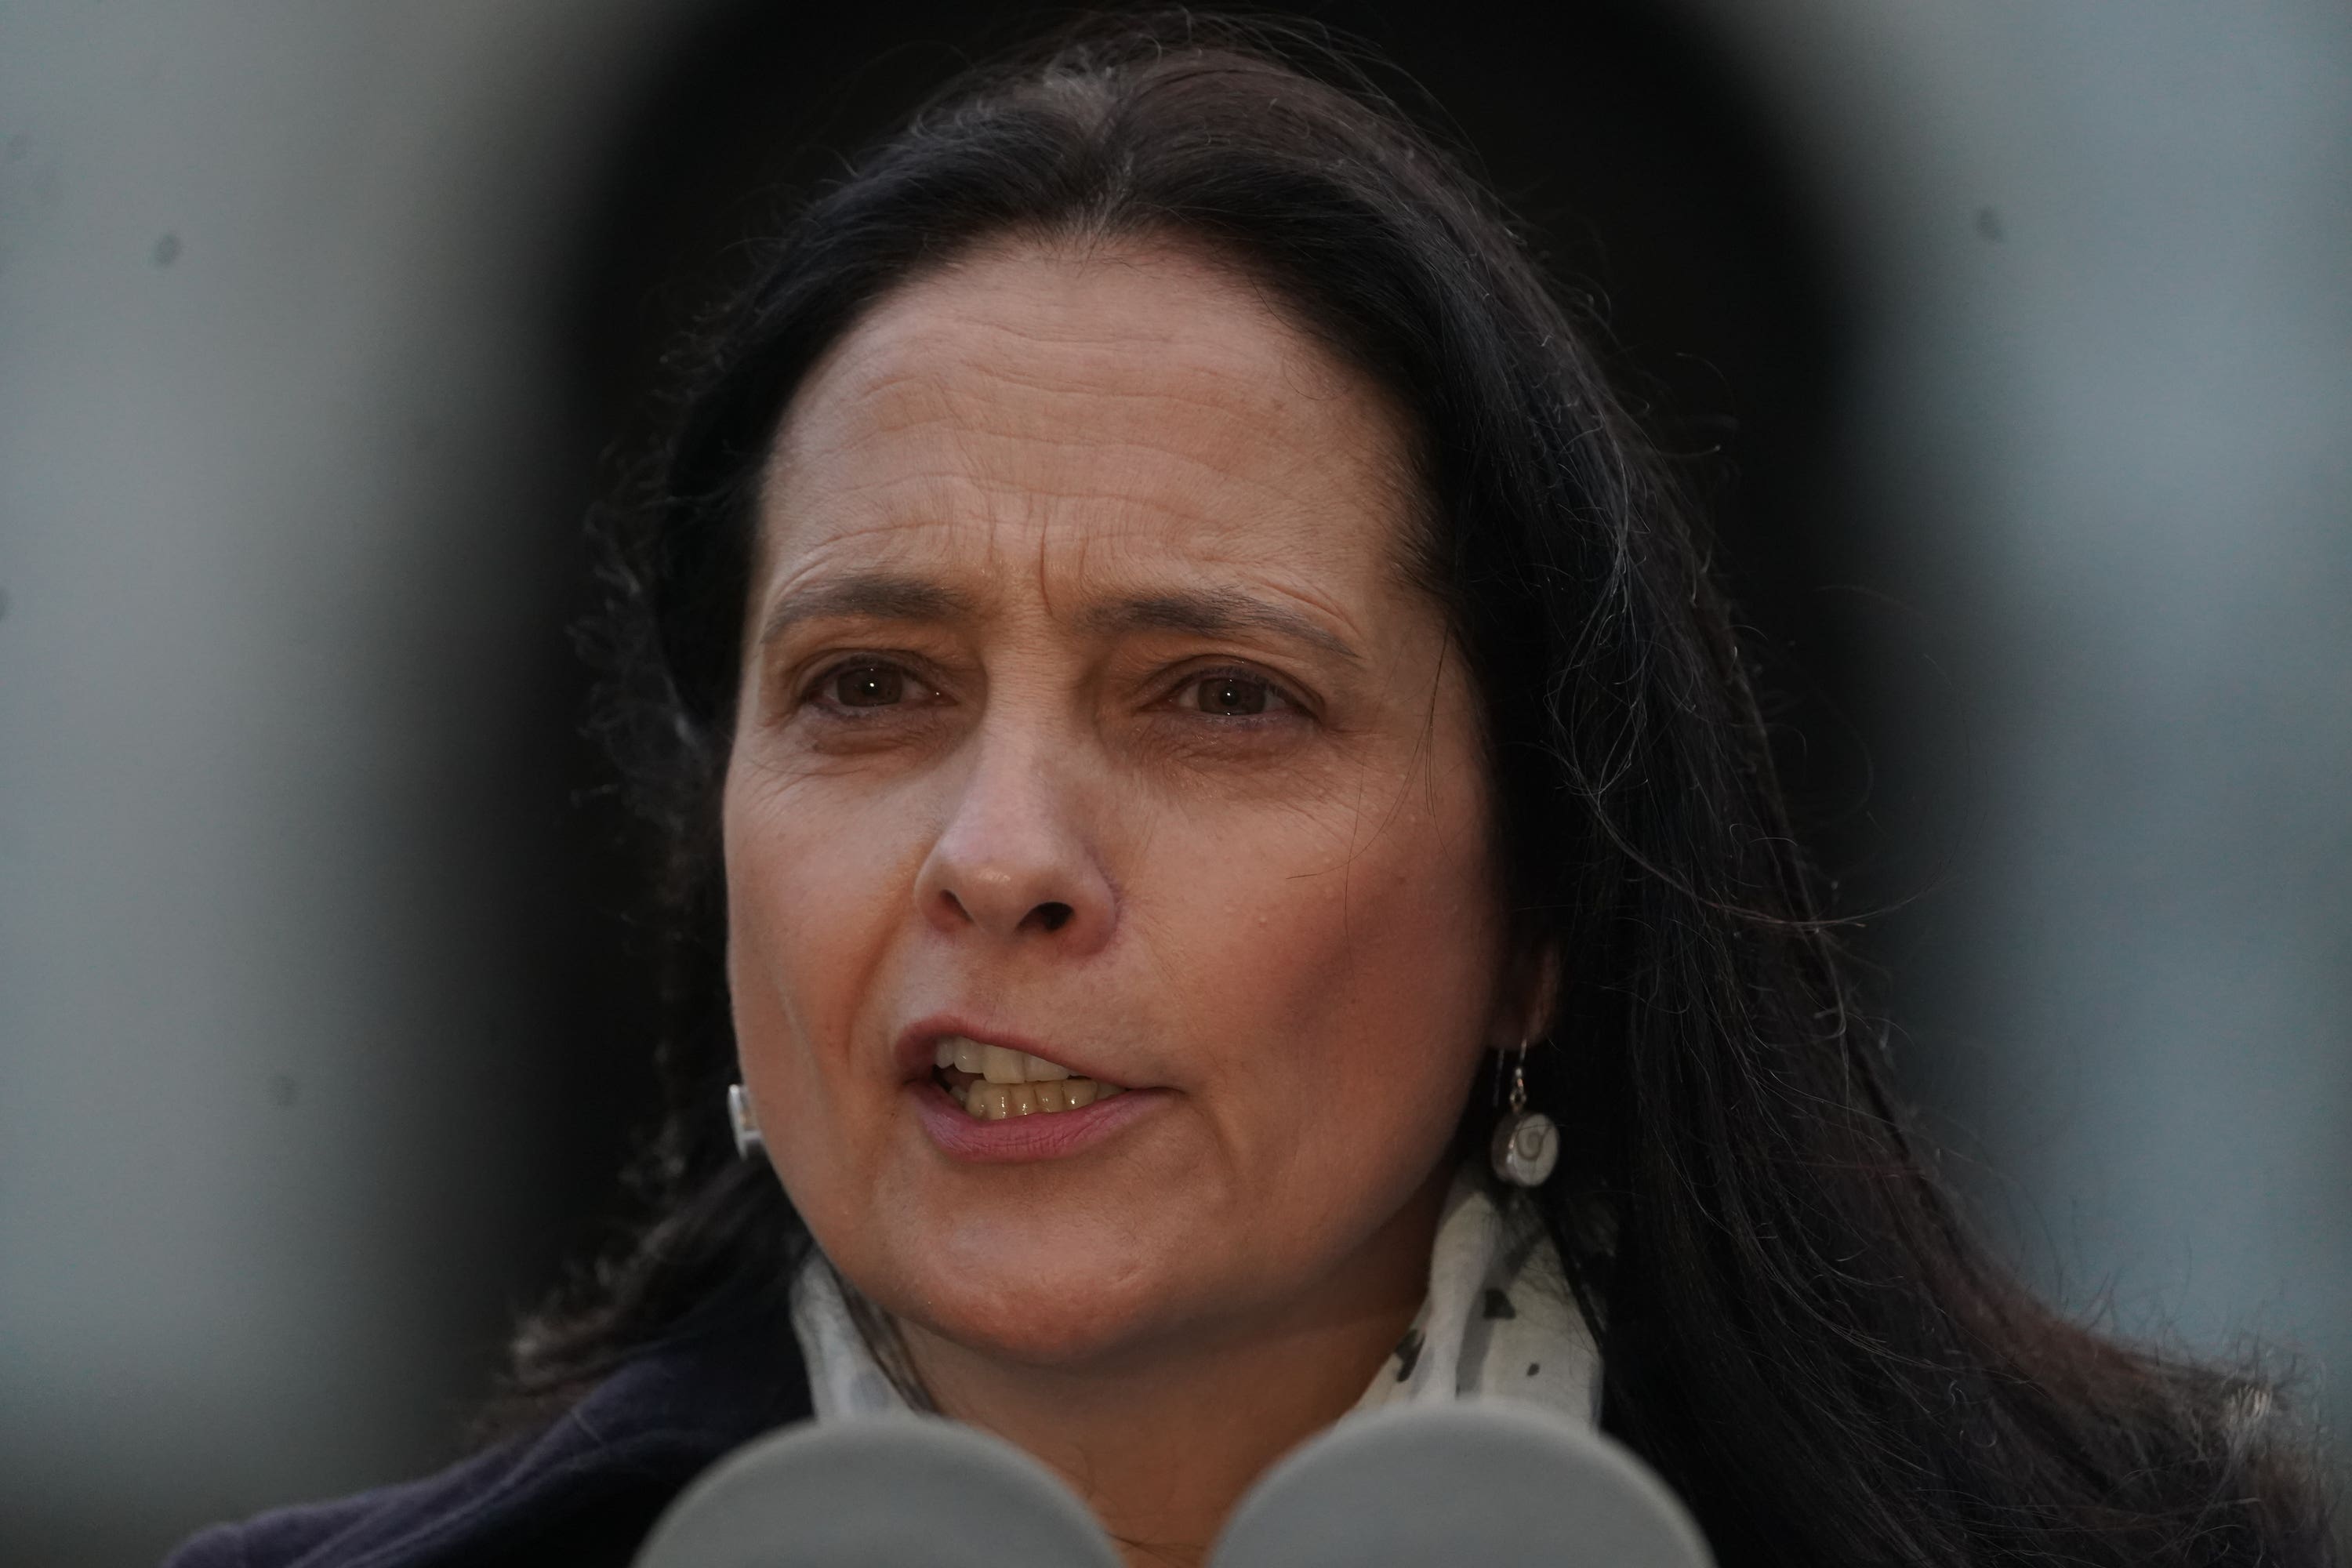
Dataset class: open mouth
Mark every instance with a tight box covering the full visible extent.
[930,1035,1128,1121]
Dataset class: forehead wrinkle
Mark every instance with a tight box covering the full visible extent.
[757,237,1434,653]
[776,387,1325,582]
[855,366,1332,521]
[760,466,1402,670]
[814,260,1381,486]
[754,568,982,649]
[785,435,1370,587]
[764,448,1392,648]
[810,310,1290,484]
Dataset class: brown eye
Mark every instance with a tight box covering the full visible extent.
[1192,673,1272,716]
[829,664,906,707]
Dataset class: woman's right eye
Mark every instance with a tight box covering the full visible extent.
[795,658,931,719]
[830,663,904,706]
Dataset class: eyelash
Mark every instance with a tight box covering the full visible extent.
[799,659,932,717]
[1171,666,1302,720]
[794,658,1305,724]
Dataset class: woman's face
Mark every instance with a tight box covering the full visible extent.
[724,237,1525,1370]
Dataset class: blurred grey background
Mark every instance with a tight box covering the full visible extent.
[2,2,2346,1562]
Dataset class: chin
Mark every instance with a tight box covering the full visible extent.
[923,1287,1142,1367]
[884,1232,1184,1370]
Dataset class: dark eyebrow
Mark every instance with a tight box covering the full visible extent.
[756,572,979,648]
[1079,589,1361,665]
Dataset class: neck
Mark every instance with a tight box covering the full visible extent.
[896,1169,1447,1568]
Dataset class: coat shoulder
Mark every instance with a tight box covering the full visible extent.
[160,1322,812,1568]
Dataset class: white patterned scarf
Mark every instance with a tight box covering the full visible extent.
[789,1164,1602,1428]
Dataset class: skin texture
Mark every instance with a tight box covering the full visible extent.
[722,236,1546,1564]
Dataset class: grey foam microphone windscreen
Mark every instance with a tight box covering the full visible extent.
[633,1404,1714,1567]
[631,1414,1123,1568]
[1212,1402,1715,1568]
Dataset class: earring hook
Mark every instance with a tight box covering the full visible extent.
[1489,1036,1557,1189]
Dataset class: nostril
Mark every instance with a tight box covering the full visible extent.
[1028,902,1074,934]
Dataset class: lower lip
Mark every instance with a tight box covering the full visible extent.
[911,1078,1163,1162]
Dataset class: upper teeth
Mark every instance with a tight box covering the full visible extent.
[935,1036,1076,1084]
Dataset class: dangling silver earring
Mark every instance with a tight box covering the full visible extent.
[727,1082,764,1158]
[1489,1041,1558,1188]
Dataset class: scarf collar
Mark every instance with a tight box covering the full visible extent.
[789,1164,1602,1429]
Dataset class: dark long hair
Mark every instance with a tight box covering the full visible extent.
[514,15,2337,1566]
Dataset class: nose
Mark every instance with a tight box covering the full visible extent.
[913,733,1115,952]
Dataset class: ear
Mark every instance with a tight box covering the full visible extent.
[1492,937,1563,1050]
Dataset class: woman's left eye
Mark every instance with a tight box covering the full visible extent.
[1175,670,1294,717]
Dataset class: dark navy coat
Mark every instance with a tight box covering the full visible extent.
[160,1319,815,1568]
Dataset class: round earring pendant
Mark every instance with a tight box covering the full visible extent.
[1490,1109,1559,1188]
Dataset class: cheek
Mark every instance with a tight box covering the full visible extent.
[720,769,926,1180]
[1150,758,1502,1156]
